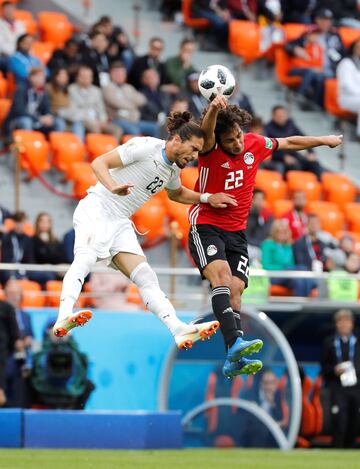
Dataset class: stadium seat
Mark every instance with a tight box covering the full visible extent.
[324,79,356,119]
[31,41,55,64]
[180,167,198,190]
[0,98,11,128]
[86,133,118,162]
[308,201,344,235]
[182,0,209,29]
[321,172,357,209]
[46,280,87,307]
[344,203,360,232]
[269,285,293,296]
[0,74,8,98]
[300,375,316,437]
[13,130,50,176]
[4,218,34,236]
[312,375,323,435]
[338,27,360,48]
[273,199,293,218]
[275,48,302,88]
[255,170,287,203]
[14,10,38,35]
[166,199,191,244]
[229,20,261,64]
[132,198,167,248]
[282,23,308,42]
[121,134,136,143]
[16,279,46,308]
[125,283,143,306]
[286,171,322,202]
[38,11,73,47]
[49,131,86,175]
[69,162,97,198]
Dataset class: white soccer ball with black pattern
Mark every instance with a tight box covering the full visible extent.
[198,65,236,102]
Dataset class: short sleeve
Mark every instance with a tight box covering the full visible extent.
[165,171,181,190]
[117,137,151,166]
[256,135,278,162]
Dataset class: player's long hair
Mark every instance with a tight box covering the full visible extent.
[210,105,252,141]
[167,111,205,141]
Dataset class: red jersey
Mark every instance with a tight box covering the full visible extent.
[189,133,278,231]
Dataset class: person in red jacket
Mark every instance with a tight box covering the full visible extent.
[281,191,307,242]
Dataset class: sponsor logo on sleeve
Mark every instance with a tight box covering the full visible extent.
[264,137,273,149]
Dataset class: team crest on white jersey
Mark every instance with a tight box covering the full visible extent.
[244,152,254,165]
[221,162,230,169]
[207,245,218,256]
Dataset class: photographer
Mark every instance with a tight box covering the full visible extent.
[31,321,94,409]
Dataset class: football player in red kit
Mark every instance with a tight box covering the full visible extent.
[188,96,343,378]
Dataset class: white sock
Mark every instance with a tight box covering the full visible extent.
[56,249,97,323]
[130,262,186,336]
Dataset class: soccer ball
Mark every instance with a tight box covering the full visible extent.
[198,65,236,102]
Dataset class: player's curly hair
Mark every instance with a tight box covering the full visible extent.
[167,111,205,141]
[213,105,252,141]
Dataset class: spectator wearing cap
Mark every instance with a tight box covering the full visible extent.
[316,1,360,30]
[139,68,171,125]
[103,61,158,137]
[321,309,360,448]
[165,38,197,92]
[0,1,25,73]
[186,71,207,119]
[8,34,42,86]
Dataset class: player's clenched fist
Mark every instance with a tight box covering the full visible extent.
[208,193,238,208]
[111,182,134,196]
[322,135,343,148]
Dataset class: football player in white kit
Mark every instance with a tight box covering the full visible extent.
[53,111,237,350]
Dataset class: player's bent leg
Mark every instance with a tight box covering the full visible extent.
[53,248,97,337]
[113,252,219,349]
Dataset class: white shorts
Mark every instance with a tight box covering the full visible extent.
[73,193,145,261]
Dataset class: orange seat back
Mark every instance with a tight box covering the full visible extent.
[86,133,118,162]
[255,171,287,203]
[338,27,360,48]
[126,283,143,306]
[287,170,322,202]
[31,41,55,64]
[70,162,97,198]
[180,167,198,190]
[16,279,45,308]
[323,176,357,209]
[308,201,344,235]
[0,98,11,127]
[49,131,86,174]
[269,285,293,296]
[275,48,302,87]
[14,10,38,35]
[38,11,73,47]
[13,130,50,176]
[182,0,209,28]
[132,198,167,248]
[166,199,190,244]
[229,20,261,64]
[273,199,294,218]
[300,376,316,436]
[121,134,136,144]
[324,79,356,119]
[282,23,308,42]
[312,375,323,435]
[0,75,8,98]
[46,280,62,307]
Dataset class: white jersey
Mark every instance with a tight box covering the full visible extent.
[88,136,182,218]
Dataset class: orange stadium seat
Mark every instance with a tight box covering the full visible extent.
[308,201,344,235]
[344,203,360,232]
[49,131,86,175]
[126,283,143,306]
[86,133,118,162]
[0,75,8,98]
[0,98,11,127]
[255,170,287,203]
[46,280,87,307]
[282,23,308,42]
[69,162,97,198]
[286,171,322,202]
[229,20,261,64]
[166,199,190,243]
[269,285,293,296]
[275,48,302,88]
[324,79,356,119]
[14,10,38,35]
[16,279,46,308]
[180,167,198,190]
[182,0,209,29]
[338,27,360,48]
[13,130,50,176]
[121,134,136,143]
[38,11,73,47]
[321,172,357,209]
[273,199,293,218]
[132,198,167,247]
[31,41,55,64]
[6,72,16,98]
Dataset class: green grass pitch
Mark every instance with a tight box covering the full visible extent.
[0,449,358,469]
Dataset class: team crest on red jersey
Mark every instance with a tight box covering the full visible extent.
[244,152,254,165]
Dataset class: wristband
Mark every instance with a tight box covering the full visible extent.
[200,192,212,203]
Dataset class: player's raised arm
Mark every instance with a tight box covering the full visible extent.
[200,96,228,153]
[167,186,238,208]
[91,148,134,196]
[277,134,343,152]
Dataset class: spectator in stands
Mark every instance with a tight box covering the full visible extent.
[191,0,230,49]
[344,252,360,274]
[139,68,171,125]
[33,212,65,265]
[67,65,121,141]
[81,31,110,87]
[337,38,360,140]
[186,72,207,119]
[47,39,82,82]
[261,220,317,296]
[47,67,85,140]
[282,191,307,242]
[245,189,273,264]
[280,0,315,24]
[339,234,356,261]
[249,116,264,134]
[285,9,345,97]
[8,33,42,86]
[321,309,360,448]
[158,97,190,139]
[4,279,33,407]
[62,228,75,264]
[0,206,12,239]
[0,292,20,407]
[0,1,25,74]
[316,1,360,29]
[165,38,197,92]
[103,61,158,137]
[129,37,169,90]
[263,105,323,179]
[228,0,279,23]
[4,67,65,139]
[230,82,255,117]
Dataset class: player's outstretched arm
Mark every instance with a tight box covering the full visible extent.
[277,134,343,152]
[91,149,134,196]
[200,95,227,153]
[167,186,238,208]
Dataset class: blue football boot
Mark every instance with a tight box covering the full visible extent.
[223,357,263,378]
[226,336,263,363]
